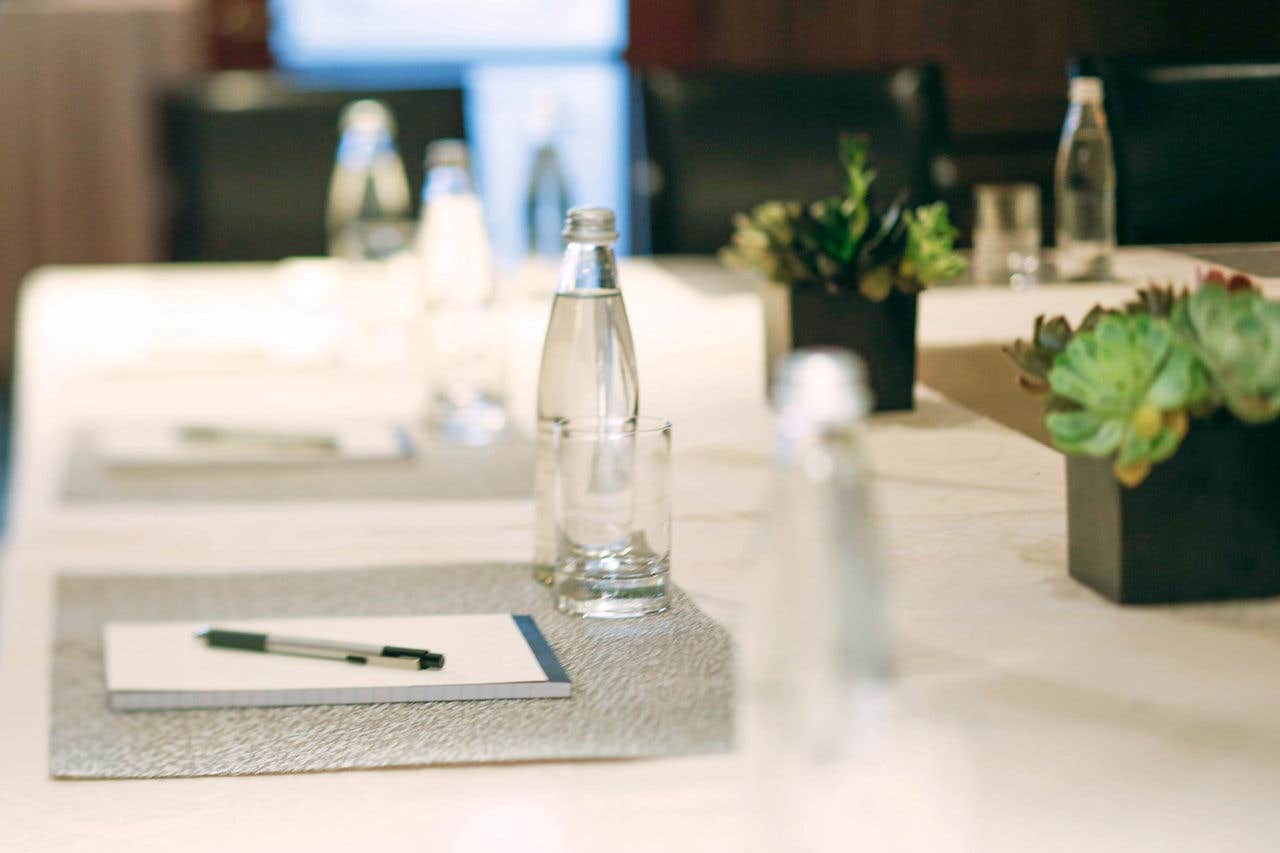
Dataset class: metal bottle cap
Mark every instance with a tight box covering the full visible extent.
[426,139,470,170]
[562,206,619,244]
[773,348,873,428]
[1069,77,1104,104]
[339,99,396,135]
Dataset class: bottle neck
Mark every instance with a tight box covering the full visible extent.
[337,129,395,170]
[558,241,619,293]
[1063,98,1108,135]
[424,164,477,202]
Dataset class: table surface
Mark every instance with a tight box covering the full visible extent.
[3,247,1280,852]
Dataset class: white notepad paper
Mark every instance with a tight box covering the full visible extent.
[104,614,570,710]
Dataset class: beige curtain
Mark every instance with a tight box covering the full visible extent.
[0,0,202,380]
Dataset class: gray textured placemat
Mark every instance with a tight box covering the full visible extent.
[62,430,533,502]
[50,563,733,778]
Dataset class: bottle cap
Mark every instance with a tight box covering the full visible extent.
[1069,77,1104,104]
[773,348,873,428]
[426,139,470,170]
[562,206,619,243]
[339,99,396,135]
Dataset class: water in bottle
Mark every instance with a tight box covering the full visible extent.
[326,100,412,260]
[740,348,890,851]
[417,139,508,445]
[533,207,639,583]
[1054,76,1116,281]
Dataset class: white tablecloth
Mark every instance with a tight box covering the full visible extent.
[3,250,1280,852]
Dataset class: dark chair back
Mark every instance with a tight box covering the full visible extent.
[1077,57,1280,245]
[633,66,950,254]
[163,72,466,261]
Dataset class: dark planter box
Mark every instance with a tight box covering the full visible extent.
[763,282,918,412]
[1067,415,1280,604]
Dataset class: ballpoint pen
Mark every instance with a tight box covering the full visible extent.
[196,628,445,670]
[179,426,340,454]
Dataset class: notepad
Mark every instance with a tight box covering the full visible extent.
[104,614,570,710]
[95,422,413,466]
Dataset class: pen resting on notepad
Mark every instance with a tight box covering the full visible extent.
[197,627,445,670]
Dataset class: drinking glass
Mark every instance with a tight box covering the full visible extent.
[972,183,1042,287]
[551,416,671,618]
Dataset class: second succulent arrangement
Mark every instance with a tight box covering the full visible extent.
[720,135,965,300]
[1006,270,1280,486]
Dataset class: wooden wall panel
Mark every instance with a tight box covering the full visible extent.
[0,1,202,381]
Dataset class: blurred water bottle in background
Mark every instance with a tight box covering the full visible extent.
[526,143,571,257]
[417,139,509,445]
[532,207,639,583]
[525,94,572,258]
[741,348,891,852]
[326,100,413,260]
[1054,77,1116,281]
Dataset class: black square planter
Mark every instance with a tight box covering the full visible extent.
[763,282,918,412]
[1066,415,1280,604]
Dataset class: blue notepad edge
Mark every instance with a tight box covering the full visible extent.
[513,614,570,686]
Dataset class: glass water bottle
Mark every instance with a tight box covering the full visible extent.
[741,347,891,851]
[1054,76,1116,281]
[526,143,571,257]
[326,100,412,260]
[533,207,640,583]
[417,140,508,445]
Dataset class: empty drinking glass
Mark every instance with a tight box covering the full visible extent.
[551,416,671,618]
[972,183,1042,287]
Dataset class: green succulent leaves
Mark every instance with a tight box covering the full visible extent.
[1046,315,1205,486]
[1012,273,1279,488]
[720,135,965,300]
[1174,284,1280,423]
[902,203,965,288]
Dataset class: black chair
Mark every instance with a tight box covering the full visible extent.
[163,72,466,261]
[633,66,952,255]
[1075,57,1280,245]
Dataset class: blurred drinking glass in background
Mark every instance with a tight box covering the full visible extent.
[417,139,509,445]
[551,416,671,618]
[326,100,414,260]
[742,347,891,851]
[972,183,1041,287]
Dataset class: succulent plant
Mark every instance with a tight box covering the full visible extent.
[1174,283,1280,423]
[720,134,964,301]
[901,202,964,289]
[1045,314,1208,486]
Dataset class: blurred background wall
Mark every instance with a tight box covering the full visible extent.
[3,0,1280,389]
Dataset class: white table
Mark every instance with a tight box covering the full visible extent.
[3,250,1280,852]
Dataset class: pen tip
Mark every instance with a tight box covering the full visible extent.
[194,627,209,640]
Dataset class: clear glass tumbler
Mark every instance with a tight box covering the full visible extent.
[972,183,1042,287]
[551,416,671,618]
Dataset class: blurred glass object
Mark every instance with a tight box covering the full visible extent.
[972,183,1041,287]
[1055,76,1116,281]
[527,143,571,257]
[533,207,639,584]
[326,100,413,259]
[551,416,671,618]
[525,96,572,257]
[417,140,509,446]
[742,347,891,852]
[468,62,631,260]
